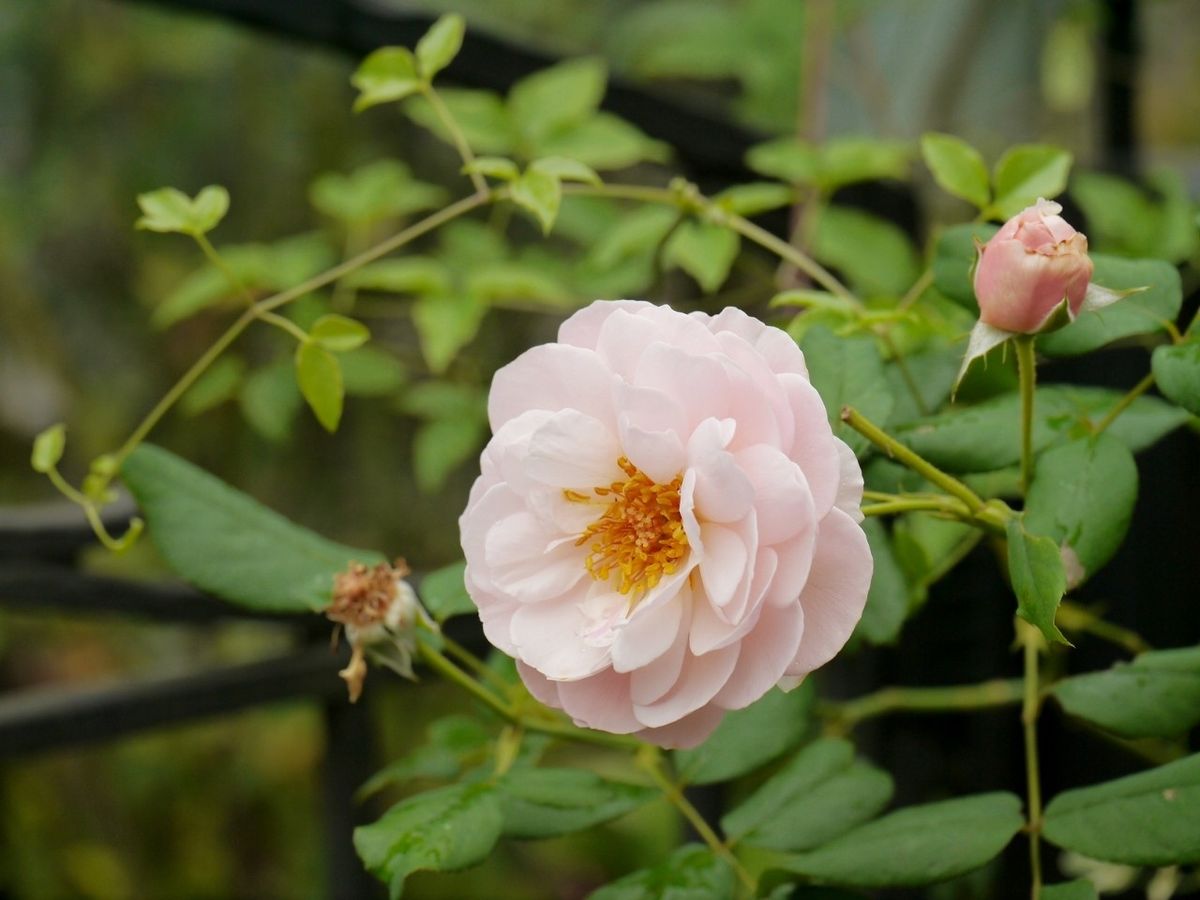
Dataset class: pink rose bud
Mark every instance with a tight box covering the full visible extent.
[973,199,1094,334]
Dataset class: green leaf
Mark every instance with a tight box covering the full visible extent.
[309,160,447,226]
[401,381,487,421]
[1042,753,1200,866]
[746,138,909,191]
[535,113,669,170]
[359,715,491,798]
[498,768,655,839]
[121,444,383,612]
[180,355,245,416]
[355,783,503,898]
[295,342,344,432]
[352,47,421,113]
[1006,517,1068,645]
[722,739,894,851]
[855,520,909,644]
[466,262,572,308]
[510,169,562,234]
[310,314,370,352]
[894,386,1188,473]
[508,57,606,146]
[798,327,895,456]
[529,156,601,185]
[746,138,820,185]
[461,157,520,181]
[413,416,486,493]
[135,185,229,236]
[931,223,998,307]
[990,144,1072,219]
[663,221,740,293]
[1052,645,1200,739]
[239,361,302,442]
[1153,338,1200,416]
[588,845,733,900]
[674,684,813,785]
[404,88,515,155]
[411,293,489,374]
[1042,881,1099,900]
[714,182,795,216]
[811,206,920,298]
[1024,435,1137,587]
[418,561,475,623]
[1039,255,1182,357]
[780,792,1024,888]
[920,133,990,209]
[346,257,452,296]
[585,205,678,269]
[415,13,464,80]
[340,346,406,397]
[31,423,66,473]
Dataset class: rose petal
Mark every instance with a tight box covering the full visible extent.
[635,704,725,749]
[633,642,740,728]
[557,299,651,349]
[780,373,841,516]
[698,522,748,608]
[509,592,612,680]
[611,593,685,673]
[735,443,816,544]
[714,602,805,709]
[524,410,621,489]
[557,668,642,734]
[489,343,615,432]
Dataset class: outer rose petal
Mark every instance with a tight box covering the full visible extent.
[463,300,872,748]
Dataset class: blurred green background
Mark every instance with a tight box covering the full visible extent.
[1,0,1198,897]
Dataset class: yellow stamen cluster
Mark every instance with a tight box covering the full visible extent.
[566,457,688,597]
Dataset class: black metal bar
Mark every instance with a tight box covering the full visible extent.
[0,645,348,757]
[1101,0,1140,177]
[120,0,762,181]
[322,697,385,900]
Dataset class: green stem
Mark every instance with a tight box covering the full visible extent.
[257,310,309,343]
[840,406,987,514]
[422,84,488,196]
[638,748,756,894]
[723,212,855,303]
[1020,622,1044,899]
[823,678,1024,729]
[898,268,934,311]
[1057,601,1152,654]
[1093,372,1154,436]
[1015,336,1037,495]
[879,329,929,416]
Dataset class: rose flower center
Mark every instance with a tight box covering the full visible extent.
[564,456,688,597]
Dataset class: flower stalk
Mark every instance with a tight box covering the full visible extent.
[1015,335,1037,494]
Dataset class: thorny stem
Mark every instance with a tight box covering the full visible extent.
[860,494,1006,534]
[841,406,989,514]
[638,748,756,895]
[422,84,488,196]
[1019,622,1044,899]
[821,678,1024,730]
[1015,336,1037,495]
[1093,372,1155,436]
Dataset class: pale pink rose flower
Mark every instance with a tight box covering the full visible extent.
[973,199,1094,334]
[459,300,872,748]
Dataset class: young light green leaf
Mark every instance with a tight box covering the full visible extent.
[239,361,302,442]
[345,257,452,296]
[536,112,669,170]
[466,262,572,308]
[855,520,910,644]
[817,138,910,192]
[1042,753,1200,866]
[136,185,229,236]
[674,684,813,785]
[121,444,383,611]
[529,156,601,185]
[497,768,656,839]
[405,88,516,155]
[295,342,344,432]
[352,47,421,113]
[339,346,406,397]
[1007,517,1068,645]
[415,13,465,80]
[713,182,795,216]
[1039,255,1181,357]
[1024,435,1137,588]
[921,133,990,209]
[585,205,678,269]
[461,156,520,181]
[799,327,895,457]
[310,314,370,352]
[1152,338,1200,416]
[411,293,489,374]
[990,144,1072,219]
[508,57,606,146]
[1052,646,1200,739]
[180,355,245,416]
[31,423,66,473]
[510,169,562,234]
[780,793,1024,888]
[811,206,920,298]
[413,415,486,493]
[309,160,447,226]
[663,220,740,293]
[354,783,503,898]
[721,739,894,851]
[746,138,820,185]
[358,715,491,799]
[588,845,733,900]
[417,561,475,623]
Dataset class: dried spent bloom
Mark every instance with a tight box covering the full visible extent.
[328,559,421,701]
[460,300,872,748]
[973,198,1094,334]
